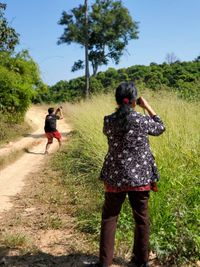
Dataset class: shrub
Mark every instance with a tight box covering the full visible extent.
[0,51,45,121]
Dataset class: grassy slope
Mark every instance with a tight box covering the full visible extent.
[51,90,200,265]
[0,116,32,147]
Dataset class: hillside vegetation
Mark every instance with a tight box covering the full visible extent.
[52,90,200,265]
[35,59,200,103]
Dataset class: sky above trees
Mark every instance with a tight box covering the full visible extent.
[4,0,200,85]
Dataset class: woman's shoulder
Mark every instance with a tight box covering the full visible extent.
[104,110,146,121]
[129,110,146,120]
[104,112,117,122]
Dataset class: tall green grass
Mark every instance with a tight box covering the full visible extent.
[53,90,200,265]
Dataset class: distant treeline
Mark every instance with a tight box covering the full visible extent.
[0,50,199,124]
[35,59,200,103]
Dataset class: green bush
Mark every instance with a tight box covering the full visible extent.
[0,65,34,118]
[0,51,45,121]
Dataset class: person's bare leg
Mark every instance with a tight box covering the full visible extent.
[45,143,51,154]
[58,139,62,150]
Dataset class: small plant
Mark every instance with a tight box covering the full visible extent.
[2,231,30,248]
[45,214,63,229]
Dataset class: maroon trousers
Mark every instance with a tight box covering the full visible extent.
[99,191,150,266]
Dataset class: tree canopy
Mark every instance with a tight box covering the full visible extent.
[0,3,19,52]
[35,59,200,104]
[58,0,139,76]
[0,50,47,120]
[0,3,47,121]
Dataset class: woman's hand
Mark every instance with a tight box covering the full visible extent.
[137,97,157,117]
[137,97,149,109]
[151,182,158,192]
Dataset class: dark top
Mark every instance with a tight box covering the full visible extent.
[100,110,165,188]
[44,114,60,132]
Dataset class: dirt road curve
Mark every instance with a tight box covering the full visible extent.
[0,106,71,214]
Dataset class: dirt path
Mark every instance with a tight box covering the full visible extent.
[0,106,71,214]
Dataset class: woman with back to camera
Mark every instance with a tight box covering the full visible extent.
[95,82,165,267]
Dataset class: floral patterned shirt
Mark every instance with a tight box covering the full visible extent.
[100,110,165,188]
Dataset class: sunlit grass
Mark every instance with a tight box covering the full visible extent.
[1,230,37,254]
[53,90,200,265]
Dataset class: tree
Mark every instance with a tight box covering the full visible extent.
[58,0,138,93]
[194,55,200,62]
[0,50,45,120]
[0,3,19,52]
[165,52,179,65]
[84,0,89,97]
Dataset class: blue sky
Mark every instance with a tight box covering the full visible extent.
[4,0,200,85]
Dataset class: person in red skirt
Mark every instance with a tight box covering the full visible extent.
[44,106,63,154]
[93,82,165,267]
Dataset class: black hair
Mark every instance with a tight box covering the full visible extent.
[115,81,138,133]
[48,107,54,114]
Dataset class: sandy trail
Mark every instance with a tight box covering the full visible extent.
[0,106,71,214]
[0,107,44,157]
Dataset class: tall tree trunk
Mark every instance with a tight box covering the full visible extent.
[85,0,90,98]
[91,60,98,76]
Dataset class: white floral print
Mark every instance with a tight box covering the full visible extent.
[100,110,165,188]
